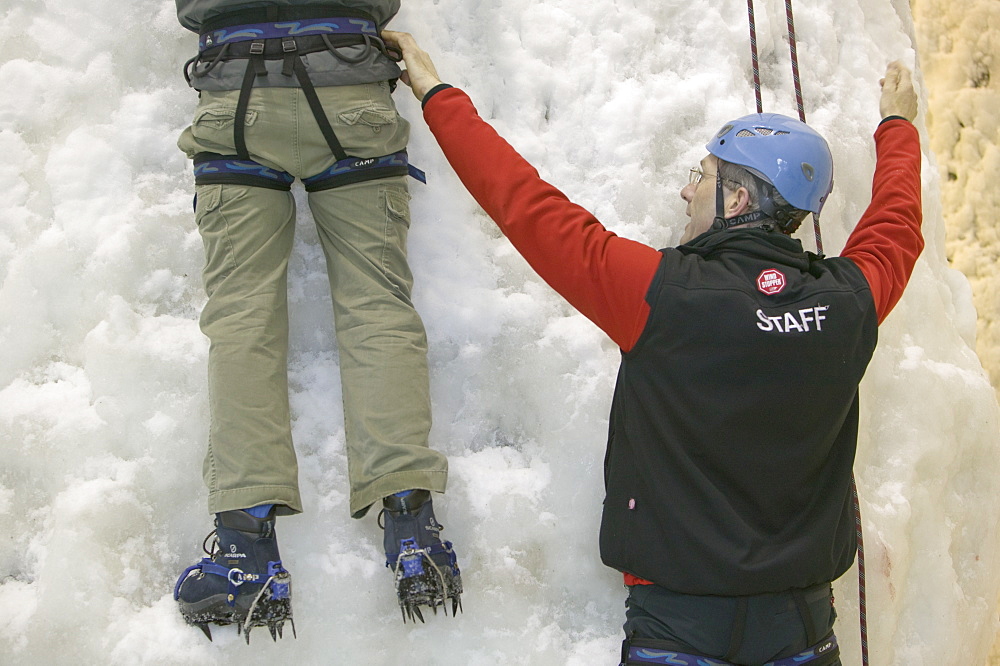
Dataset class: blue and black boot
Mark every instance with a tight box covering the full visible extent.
[381,490,463,623]
[173,507,293,643]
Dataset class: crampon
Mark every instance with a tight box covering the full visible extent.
[173,508,295,643]
[392,537,463,622]
[381,489,463,623]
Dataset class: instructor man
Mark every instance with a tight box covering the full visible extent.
[384,30,921,666]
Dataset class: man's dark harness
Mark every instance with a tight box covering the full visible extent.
[622,634,840,666]
[621,585,841,666]
[185,6,425,192]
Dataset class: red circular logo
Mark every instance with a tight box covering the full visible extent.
[757,269,786,295]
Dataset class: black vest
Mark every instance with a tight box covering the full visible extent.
[599,229,878,595]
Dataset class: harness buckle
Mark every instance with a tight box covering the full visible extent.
[249,40,265,55]
[282,37,297,53]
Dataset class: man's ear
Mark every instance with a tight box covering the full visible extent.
[726,187,751,218]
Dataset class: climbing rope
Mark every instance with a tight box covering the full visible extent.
[852,478,870,665]
[746,0,763,114]
[745,3,867,664]
[784,0,806,123]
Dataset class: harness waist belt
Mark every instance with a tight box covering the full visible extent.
[199,5,377,33]
[199,17,377,52]
[198,33,365,61]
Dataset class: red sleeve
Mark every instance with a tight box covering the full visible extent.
[422,87,662,352]
[840,119,923,323]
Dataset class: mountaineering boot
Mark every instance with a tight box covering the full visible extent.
[381,490,463,623]
[173,507,294,643]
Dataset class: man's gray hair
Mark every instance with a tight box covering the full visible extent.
[717,159,809,228]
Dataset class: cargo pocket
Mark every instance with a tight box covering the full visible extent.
[337,104,398,134]
[194,183,222,225]
[194,184,236,296]
[380,183,414,292]
[189,105,259,153]
[334,92,407,156]
[193,105,259,131]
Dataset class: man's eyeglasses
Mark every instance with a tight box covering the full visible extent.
[688,167,716,186]
[688,167,740,188]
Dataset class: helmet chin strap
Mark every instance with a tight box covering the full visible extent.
[711,175,771,231]
[710,173,727,231]
[710,176,799,234]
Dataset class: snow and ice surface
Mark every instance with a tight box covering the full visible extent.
[1,0,999,663]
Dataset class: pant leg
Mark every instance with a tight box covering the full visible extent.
[194,181,303,515]
[178,87,305,515]
[299,82,447,518]
[308,177,447,518]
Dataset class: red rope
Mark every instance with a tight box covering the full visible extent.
[852,477,870,665]
[747,0,763,114]
[745,3,867,663]
[789,3,869,658]
[784,0,806,122]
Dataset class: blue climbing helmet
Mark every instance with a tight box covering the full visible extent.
[706,112,834,216]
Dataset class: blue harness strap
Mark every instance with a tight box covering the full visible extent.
[192,152,425,192]
[303,151,425,192]
[199,17,377,52]
[194,153,295,190]
[623,633,839,666]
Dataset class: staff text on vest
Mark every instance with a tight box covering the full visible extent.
[755,305,830,333]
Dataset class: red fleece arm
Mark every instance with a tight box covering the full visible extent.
[423,88,662,352]
[841,120,923,323]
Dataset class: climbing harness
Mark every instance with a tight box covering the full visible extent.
[621,633,840,666]
[744,3,868,664]
[184,5,425,192]
[621,583,839,666]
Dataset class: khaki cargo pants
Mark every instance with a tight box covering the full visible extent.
[178,81,448,518]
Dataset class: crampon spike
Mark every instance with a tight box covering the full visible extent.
[196,623,213,641]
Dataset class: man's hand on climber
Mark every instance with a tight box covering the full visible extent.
[382,30,444,102]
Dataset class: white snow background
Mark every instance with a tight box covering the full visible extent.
[1,0,999,663]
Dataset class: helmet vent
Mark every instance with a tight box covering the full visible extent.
[775,130,790,135]
[754,127,774,135]
[736,129,757,137]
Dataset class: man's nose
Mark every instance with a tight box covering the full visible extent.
[680,183,695,203]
